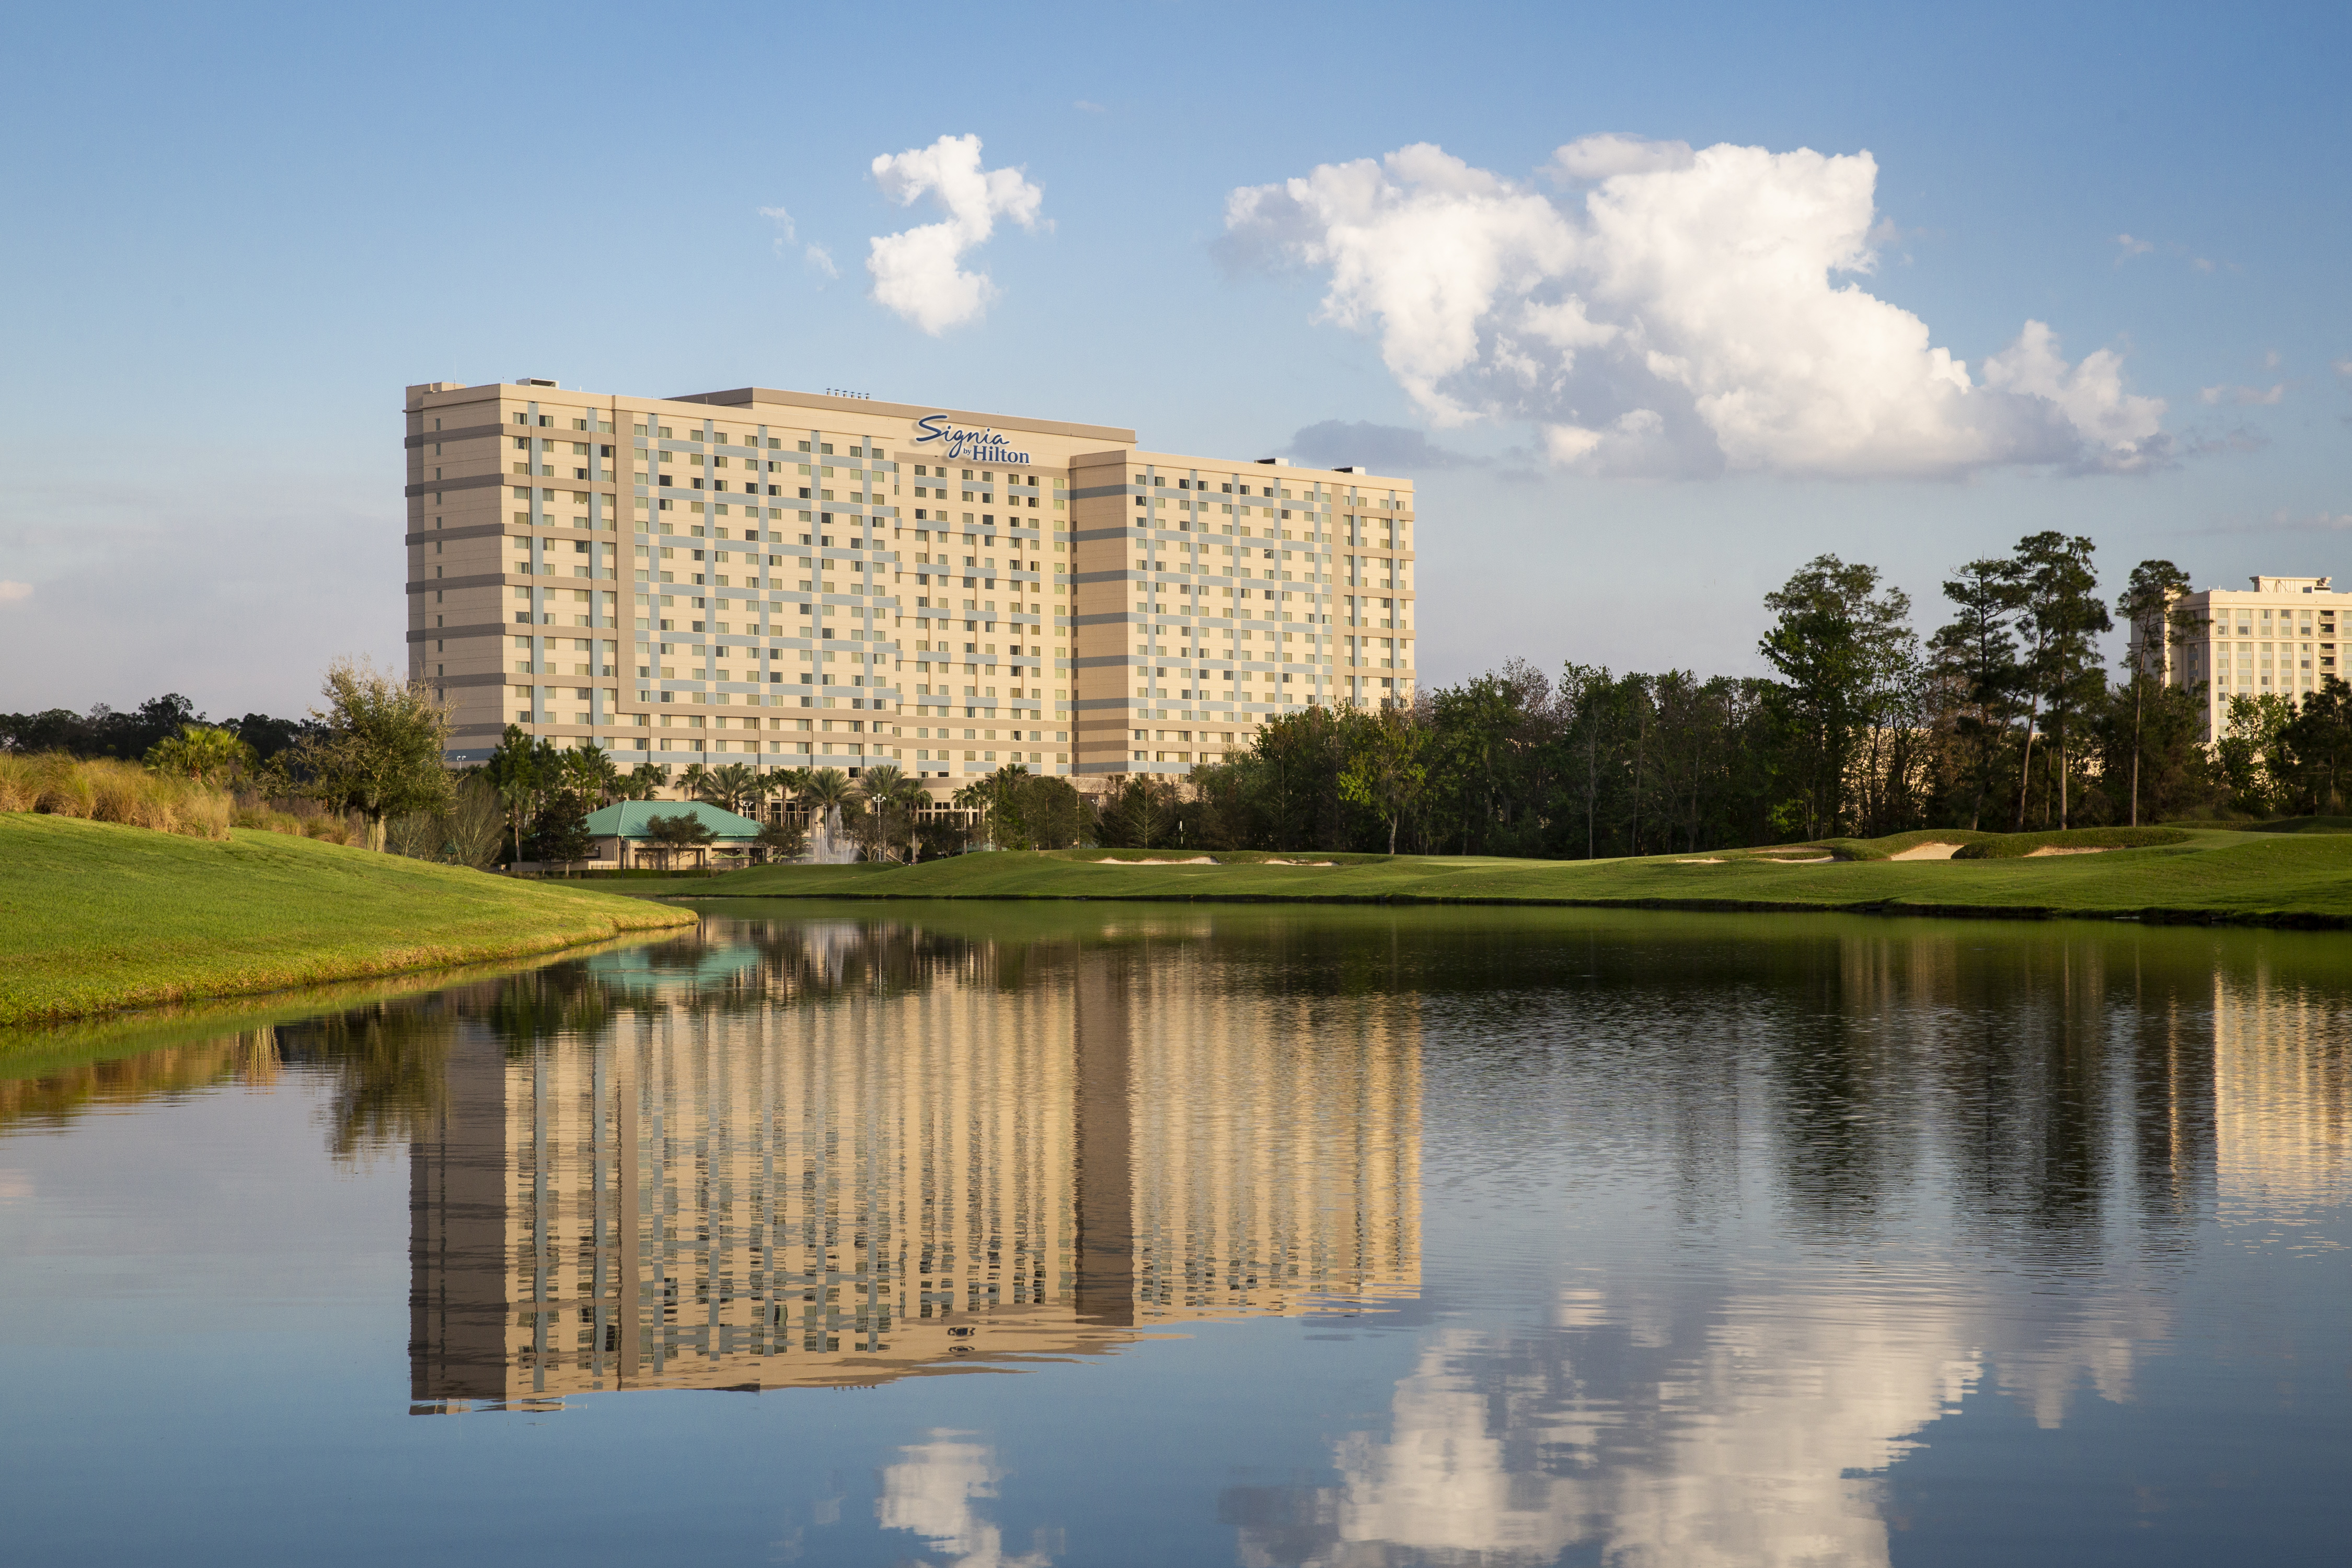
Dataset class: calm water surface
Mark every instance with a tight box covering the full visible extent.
[3,904,2348,1566]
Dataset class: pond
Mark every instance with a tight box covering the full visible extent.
[3,904,2347,1566]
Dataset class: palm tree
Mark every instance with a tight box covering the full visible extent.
[855,760,908,802]
[799,767,853,810]
[761,766,808,833]
[561,743,620,805]
[950,763,1032,850]
[889,774,933,862]
[742,769,780,821]
[145,723,257,789]
[483,724,556,866]
[854,763,923,862]
[697,762,760,816]
[950,778,992,848]
[682,762,715,818]
[619,762,670,801]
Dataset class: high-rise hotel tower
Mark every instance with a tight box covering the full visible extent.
[404,381,1417,794]
[2126,573,2347,741]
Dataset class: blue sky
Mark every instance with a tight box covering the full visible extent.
[2,0,2346,716]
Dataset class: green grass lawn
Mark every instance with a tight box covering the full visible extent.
[0,814,697,1030]
[609,825,2352,927]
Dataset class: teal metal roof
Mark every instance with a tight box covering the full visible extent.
[584,800,763,840]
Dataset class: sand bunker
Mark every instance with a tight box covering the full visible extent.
[1675,857,1726,864]
[1890,842,1965,860]
[1260,858,1336,867]
[1756,856,1835,864]
[2025,845,2110,856]
[1097,856,1218,865]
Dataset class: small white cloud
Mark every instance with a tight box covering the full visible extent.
[1074,99,1106,113]
[866,133,1044,333]
[764,208,842,284]
[2264,348,2281,369]
[759,204,797,258]
[2192,256,2216,273]
[0,580,30,605]
[2199,383,2286,406]
[2114,233,2154,259]
[1549,133,1694,182]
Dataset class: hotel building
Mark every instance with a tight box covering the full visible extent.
[2128,573,2345,739]
[403,380,1419,794]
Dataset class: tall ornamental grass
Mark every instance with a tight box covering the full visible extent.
[0,754,234,840]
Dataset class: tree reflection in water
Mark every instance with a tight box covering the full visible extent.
[1210,914,2346,1568]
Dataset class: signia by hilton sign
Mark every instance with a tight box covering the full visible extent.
[913,414,1030,466]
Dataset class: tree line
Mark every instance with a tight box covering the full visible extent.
[1112,534,2350,856]
[14,532,2349,865]
[1,695,315,767]
[1,667,1094,870]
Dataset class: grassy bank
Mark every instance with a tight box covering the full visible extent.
[0,814,697,1030]
[608,825,2352,928]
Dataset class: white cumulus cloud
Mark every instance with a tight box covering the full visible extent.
[866,133,1044,334]
[0,580,30,605]
[1224,139,2169,478]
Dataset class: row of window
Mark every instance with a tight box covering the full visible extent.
[1130,474,1406,508]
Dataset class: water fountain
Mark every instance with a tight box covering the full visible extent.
[803,805,858,864]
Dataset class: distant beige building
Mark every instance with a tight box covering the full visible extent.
[2129,574,2345,739]
[403,381,1419,794]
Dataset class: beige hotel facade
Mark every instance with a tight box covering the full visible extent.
[404,379,1417,793]
[2128,573,2345,739]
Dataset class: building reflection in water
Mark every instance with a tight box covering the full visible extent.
[2213,965,2352,1221]
[404,918,1422,1405]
